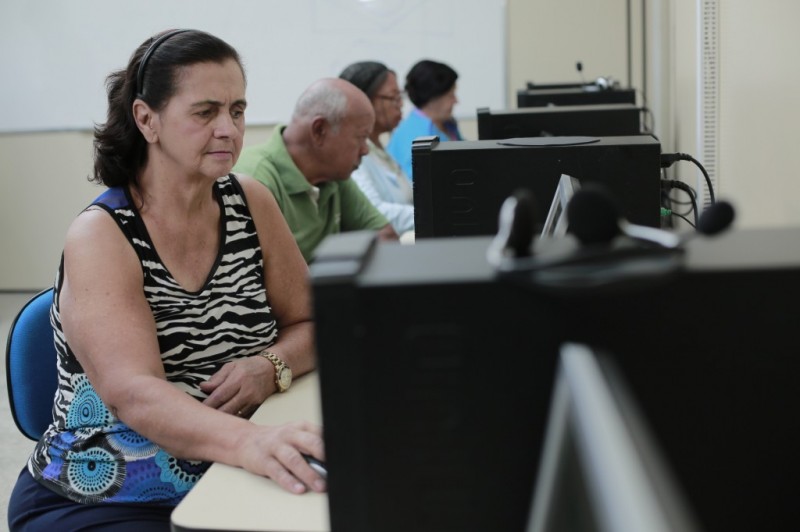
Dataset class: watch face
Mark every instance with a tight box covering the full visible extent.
[277,367,293,390]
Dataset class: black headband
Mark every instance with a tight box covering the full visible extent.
[136,29,190,98]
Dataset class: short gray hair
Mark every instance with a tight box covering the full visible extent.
[291,80,348,132]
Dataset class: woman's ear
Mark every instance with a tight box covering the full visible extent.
[132,99,158,143]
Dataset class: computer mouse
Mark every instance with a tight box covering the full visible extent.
[302,454,327,480]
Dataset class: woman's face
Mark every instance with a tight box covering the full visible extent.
[148,59,247,180]
[371,71,403,134]
[425,83,458,123]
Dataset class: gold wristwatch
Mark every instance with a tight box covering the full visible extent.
[259,351,293,392]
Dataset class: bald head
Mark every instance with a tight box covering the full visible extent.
[284,78,375,185]
[291,78,373,132]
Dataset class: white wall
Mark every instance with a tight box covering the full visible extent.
[0,132,100,290]
[668,1,800,229]
[718,2,800,228]
[1,0,507,133]
[508,0,635,105]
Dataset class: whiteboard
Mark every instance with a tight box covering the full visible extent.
[0,0,506,133]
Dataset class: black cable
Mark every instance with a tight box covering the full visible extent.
[670,203,695,218]
[647,107,656,134]
[661,179,697,221]
[660,152,716,204]
[640,106,656,135]
[668,196,695,206]
[661,181,698,229]
[672,211,696,229]
[667,192,696,211]
[641,0,647,100]
[662,179,699,225]
[673,180,699,221]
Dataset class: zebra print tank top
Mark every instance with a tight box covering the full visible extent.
[28,174,278,505]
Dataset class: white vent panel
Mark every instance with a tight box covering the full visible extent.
[696,0,720,208]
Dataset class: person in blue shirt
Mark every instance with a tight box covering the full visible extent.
[386,59,463,180]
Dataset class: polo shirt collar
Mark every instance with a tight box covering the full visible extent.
[267,126,314,195]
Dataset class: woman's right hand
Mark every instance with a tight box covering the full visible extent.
[240,421,326,494]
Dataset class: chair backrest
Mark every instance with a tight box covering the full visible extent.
[5,288,58,441]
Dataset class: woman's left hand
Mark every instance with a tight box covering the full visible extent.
[200,355,274,417]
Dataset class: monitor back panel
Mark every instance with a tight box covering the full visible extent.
[412,135,661,238]
[477,104,641,140]
[517,87,636,107]
[312,237,562,532]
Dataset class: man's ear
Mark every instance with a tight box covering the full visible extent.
[310,116,329,147]
[132,99,158,144]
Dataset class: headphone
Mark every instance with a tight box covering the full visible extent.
[594,76,619,90]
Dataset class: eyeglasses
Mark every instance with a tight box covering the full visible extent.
[374,93,404,105]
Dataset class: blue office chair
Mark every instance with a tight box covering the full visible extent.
[5,288,58,441]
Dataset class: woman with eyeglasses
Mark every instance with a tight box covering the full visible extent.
[340,61,415,236]
[386,59,463,181]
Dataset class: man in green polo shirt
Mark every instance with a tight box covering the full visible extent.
[234,78,397,262]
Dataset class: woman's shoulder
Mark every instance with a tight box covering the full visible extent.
[397,111,436,140]
[231,172,285,213]
[388,113,423,150]
[62,201,141,285]
[90,186,132,211]
[69,187,142,242]
[398,109,430,129]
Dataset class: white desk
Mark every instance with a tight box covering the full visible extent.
[171,373,330,532]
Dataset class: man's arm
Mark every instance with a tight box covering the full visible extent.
[377,223,399,241]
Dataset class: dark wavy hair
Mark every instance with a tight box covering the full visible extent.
[405,59,458,109]
[91,29,245,188]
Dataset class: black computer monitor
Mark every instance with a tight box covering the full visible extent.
[311,227,800,532]
[524,81,587,90]
[411,135,661,238]
[477,104,642,140]
[524,79,624,91]
[527,343,701,532]
[517,87,636,108]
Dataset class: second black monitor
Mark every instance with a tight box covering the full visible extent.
[517,86,636,108]
[477,104,642,140]
[412,135,662,238]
